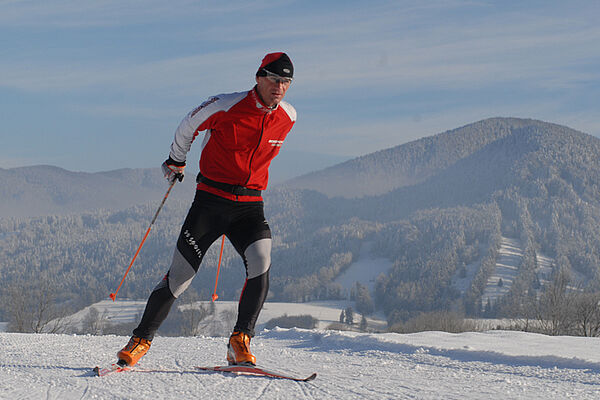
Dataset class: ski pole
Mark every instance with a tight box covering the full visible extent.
[211,234,226,302]
[110,178,179,301]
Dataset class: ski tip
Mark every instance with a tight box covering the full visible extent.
[304,373,317,382]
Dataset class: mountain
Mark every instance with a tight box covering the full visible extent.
[1,329,599,399]
[267,117,600,319]
[0,150,350,219]
[282,118,578,198]
[0,165,197,218]
[267,149,352,184]
[2,117,600,326]
[349,117,600,220]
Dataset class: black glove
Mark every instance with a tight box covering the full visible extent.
[161,157,185,183]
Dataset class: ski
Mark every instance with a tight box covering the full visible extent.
[196,365,316,382]
[93,362,317,382]
[93,361,132,377]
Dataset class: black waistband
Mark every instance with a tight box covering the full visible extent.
[196,173,262,197]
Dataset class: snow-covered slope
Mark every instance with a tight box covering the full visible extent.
[1,329,600,399]
[334,242,392,295]
[482,237,523,305]
[61,299,388,334]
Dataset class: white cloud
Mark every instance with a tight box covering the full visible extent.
[292,13,600,93]
[1,0,599,168]
[2,2,598,96]
[0,50,258,94]
[0,0,273,27]
[66,103,184,120]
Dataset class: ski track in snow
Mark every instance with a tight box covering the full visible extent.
[2,329,600,399]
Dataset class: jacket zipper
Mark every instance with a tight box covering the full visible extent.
[244,112,267,187]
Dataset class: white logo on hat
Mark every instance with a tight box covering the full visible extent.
[283,68,290,73]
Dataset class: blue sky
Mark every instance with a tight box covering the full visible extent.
[1,0,599,172]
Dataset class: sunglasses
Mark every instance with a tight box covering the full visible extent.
[261,69,293,85]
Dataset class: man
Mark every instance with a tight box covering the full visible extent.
[116,52,296,367]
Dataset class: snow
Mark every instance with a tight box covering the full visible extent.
[2,329,600,399]
[258,300,387,330]
[482,237,523,305]
[67,300,147,330]
[536,252,555,285]
[334,242,392,294]
[63,299,388,333]
[535,250,586,291]
[452,258,483,296]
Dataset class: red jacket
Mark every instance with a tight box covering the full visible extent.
[169,87,296,201]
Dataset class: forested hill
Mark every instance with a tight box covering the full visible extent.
[281,118,589,198]
[267,117,600,319]
[0,154,346,219]
[347,118,600,221]
[2,118,581,217]
[3,117,600,327]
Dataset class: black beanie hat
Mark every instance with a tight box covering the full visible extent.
[256,52,293,78]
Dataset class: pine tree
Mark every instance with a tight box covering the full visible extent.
[360,315,368,331]
[345,307,354,325]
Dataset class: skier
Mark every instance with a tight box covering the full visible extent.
[116,52,296,367]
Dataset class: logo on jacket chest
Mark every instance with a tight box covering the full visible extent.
[268,139,284,147]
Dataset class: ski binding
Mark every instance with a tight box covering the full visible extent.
[93,360,131,377]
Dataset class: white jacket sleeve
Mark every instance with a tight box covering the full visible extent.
[169,113,197,163]
[168,92,246,163]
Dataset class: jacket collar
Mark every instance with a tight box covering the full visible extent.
[251,86,278,112]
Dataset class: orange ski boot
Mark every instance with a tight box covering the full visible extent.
[227,331,256,366]
[117,336,151,367]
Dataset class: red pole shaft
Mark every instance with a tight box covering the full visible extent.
[212,235,226,302]
[110,179,177,301]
